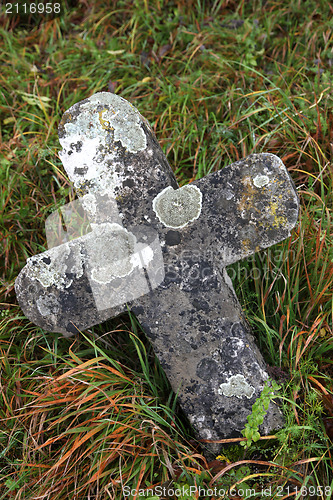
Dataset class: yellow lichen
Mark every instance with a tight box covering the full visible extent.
[269,201,279,216]
[242,238,251,253]
[272,215,287,228]
[238,176,259,212]
[269,201,287,228]
[98,108,113,131]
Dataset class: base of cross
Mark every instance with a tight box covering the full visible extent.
[133,268,284,458]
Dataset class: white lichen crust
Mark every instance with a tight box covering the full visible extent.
[28,242,84,289]
[84,223,136,284]
[253,174,269,187]
[58,92,148,194]
[218,374,255,399]
[152,184,202,229]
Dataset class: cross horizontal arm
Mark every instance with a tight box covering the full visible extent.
[193,153,299,267]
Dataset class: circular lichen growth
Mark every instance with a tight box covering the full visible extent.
[253,174,269,188]
[84,223,135,283]
[152,185,202,229]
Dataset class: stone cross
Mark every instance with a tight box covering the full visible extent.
[15,92,299,455]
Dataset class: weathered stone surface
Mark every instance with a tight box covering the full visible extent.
[15,92,299,455]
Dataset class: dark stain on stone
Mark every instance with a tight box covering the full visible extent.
[165,230,181,246]
[71,141,83,152]
[192,298,209,311]
[287,201,298,210]
[60,291,79,313]
[123,178,135,189]
[42,257,51,265]
[133,305,144,316]
[199,320,210,333]
[74,166,89,176]
[231,322,245,336]
[164,270,181,285]
[215,197,229,211]
[196,358,219,381]
[66,322,79,334]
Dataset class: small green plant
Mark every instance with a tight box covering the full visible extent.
[240,380,281,449]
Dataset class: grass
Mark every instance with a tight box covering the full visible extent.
[0,0,332,498]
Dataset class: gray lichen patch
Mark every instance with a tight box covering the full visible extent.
[80,193,97,217]
[253,174,269,188]
[218,374,255,399]
[28,243,83,290]
[82,93,147,153]
[36,294,60,317]
[152,184,202,229]
[84,223,136,284]
[58,92,147,191]
[188,414,213,440]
